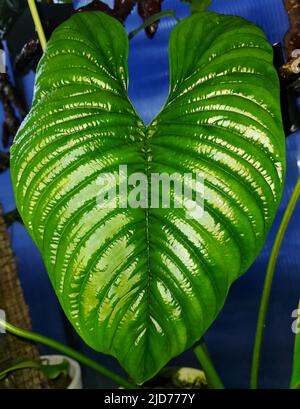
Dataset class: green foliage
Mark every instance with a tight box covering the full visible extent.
[11,11,285,383]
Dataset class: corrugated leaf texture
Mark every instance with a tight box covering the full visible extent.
[10,11,286,383]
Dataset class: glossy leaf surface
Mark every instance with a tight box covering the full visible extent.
[10,11,286,383]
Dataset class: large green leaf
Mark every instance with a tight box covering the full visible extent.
[10,11,286,383]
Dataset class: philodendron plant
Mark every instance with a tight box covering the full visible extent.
[9,8,290,387]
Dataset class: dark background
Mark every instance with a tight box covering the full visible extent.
[1,0,300,388]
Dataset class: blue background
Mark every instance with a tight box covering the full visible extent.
[1,0,300,388]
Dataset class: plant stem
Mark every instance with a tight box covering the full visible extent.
[128,10,180,40]
[250,176,300,389]
[0,318,137,389]
[0,358,69,381]
[193,338,225,388]
[27,0,47,51]
[190,0,213,14]
[0,360,41,380]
